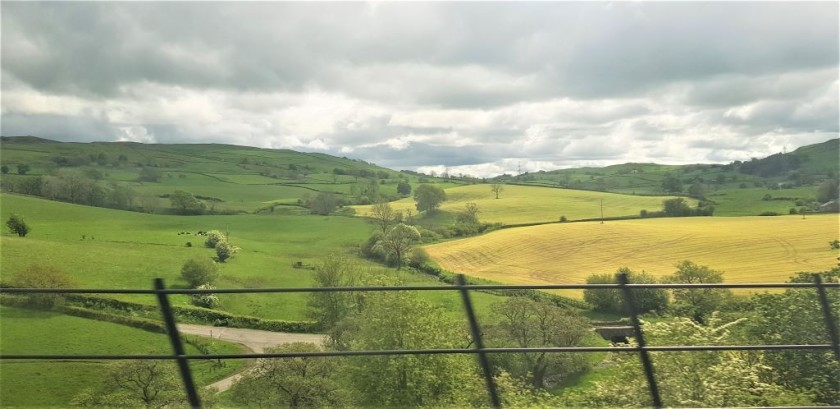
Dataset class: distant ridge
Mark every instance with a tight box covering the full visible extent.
[0,135,59,143]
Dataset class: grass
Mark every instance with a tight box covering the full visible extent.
[352,184,691,225]
[423,215,840,299]
[707,186,817,216]
[0,305,245,407]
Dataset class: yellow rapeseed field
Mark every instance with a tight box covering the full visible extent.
[424,215,840,298]
[353,184,689,224]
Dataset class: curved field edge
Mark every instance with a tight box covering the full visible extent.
[423,215,840,298]
[351,184,694,225]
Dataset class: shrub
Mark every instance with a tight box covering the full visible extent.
[190,284,220,309]
[180,258,218,288]
[204,230,226,248]
[559,215,568,222]
[11,265,76,309]
[215,240,237,262]
[407,247,429,269]
[6,214,30,237]
[583,268,668,314]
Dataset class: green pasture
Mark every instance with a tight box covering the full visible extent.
[0,306,244,407]
[707,186,817,216]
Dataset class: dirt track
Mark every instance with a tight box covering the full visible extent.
[176,324,326,393]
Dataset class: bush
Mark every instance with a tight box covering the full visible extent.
[204,230,226,248]
[190,284,220,309]
[583,268,668,314]
[6,214,30,237]
[215,240,237,262]
[407,247,429,269]
[10,265,76,309]
[180,258,218,288]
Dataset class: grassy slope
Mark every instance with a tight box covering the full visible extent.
[424,215,840,299]
[352,184,692,225]
[0,193,503,321]
[0,306,245,407]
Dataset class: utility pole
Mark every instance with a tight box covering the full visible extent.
[600,199,604,224]
[517,162,521,176]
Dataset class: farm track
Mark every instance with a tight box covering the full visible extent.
[176,324,326,393]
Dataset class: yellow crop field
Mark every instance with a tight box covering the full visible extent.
[353,184,689,224]
[424,215,840,298]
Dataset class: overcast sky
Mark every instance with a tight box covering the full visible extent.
[1,2,837,177]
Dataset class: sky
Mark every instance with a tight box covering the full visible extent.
[1,2,837,177]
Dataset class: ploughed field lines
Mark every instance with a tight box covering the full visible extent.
[424,215,840,298]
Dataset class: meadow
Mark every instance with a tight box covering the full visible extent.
[423,215,840,298]
[352,184,690,225]
[0,305,245,407]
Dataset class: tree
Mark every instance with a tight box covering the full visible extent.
[666,261,731,324]
[229,343,346,408]
[490,297,591,388]
[374,223,421,269]
[215,240,237,262]
[565,315,813,407]
[11,265,75,309]
[309,192,338,215]
[662,197,693,217]
[583,268,668,314]
[413,184,446,214]
[16,164,30,175]
[72,360,186,408]
[455,202,480,225]
[307,256,365,329]
[169,190,205,214]
[138,167,161,182]
[396,181,412,196]
[748,269,840,405]
[817,179,839,203]
[6,214,30,237]
[688,183,706,199]
[369,201,395,233]
[1,165,8,174]
[661,174,683,193]
[180,257,218,288]
[491,183,504,199]
[203,230,226,248]
[340,289,485,407]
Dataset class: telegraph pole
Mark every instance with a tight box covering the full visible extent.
[600,199,604,224]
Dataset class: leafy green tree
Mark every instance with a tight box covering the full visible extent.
[203,230,226,248]
[489,297,591,388]
[413,184,446,214]
[455,202,480,225]
[180,257,218,288]
[661,174,683,193]
[666,261,731,323]
[229,343,346,408]
[138,167,161,182]
[340,289,485,407]
[11,265,75,309]
[309,192,338,215]
[6,214,30,237]
[748,269,840,405]
[817,179,839,203]
[16,164,30,175]
[373,223,421,269]
[307,256,365,329]
[72,360,186,408]
[688,183,706,199]
[663,197,693,217]
[565,315,814,407]
[369,201,395,233]
[396,181,412,196]
[0,165,8,174]
[215,240,237,262]
[169,190,205,214]
[583,268,668,314]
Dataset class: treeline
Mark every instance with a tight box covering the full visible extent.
[3,170,139,210]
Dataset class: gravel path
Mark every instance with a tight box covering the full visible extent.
[177,324,326,393]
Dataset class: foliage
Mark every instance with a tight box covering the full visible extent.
[666,260,732,323]
[489,297,592,388]
[6,213,30,237]
[373,223,421,269]
[307,256,365,329]
[455,202,480,225]
[413,184,447,214]
[747,268,840,405]
[72,360,186,408]
[817,179,839,203]
[180,257,219,288]
[309,191,338,215]
[215,240,237,262]
[661,174,683,193]
[203,230,226,248]
[229,342,347,408]
[0,165,8,174]
[190,284,220,309]
[339,289,485,407]
[565,315,814,407]
[491,183,504,199]
[10,265,76,309]
[369,201,395,233]
[16,163,30,175]
[583,268,668,314]
[396,180,412,195]
[169,190,205,214]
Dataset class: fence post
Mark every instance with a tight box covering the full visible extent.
[813,274,840,362]
[457,274,501,408]
[619,273,663,408]
[154,278,201,408]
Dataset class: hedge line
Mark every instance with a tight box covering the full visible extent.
[0,295,165,333]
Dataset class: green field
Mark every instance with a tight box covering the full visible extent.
[0,306,244,407]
